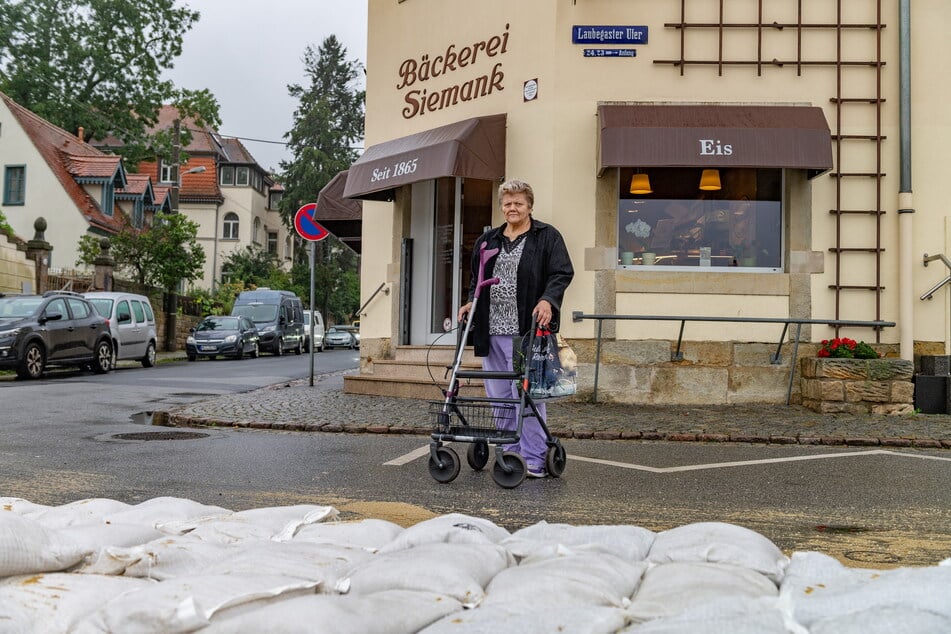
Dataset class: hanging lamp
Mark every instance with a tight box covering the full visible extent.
[629,172,652,194]
[699,169,722,191]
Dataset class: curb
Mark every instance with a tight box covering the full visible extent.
[161,413,951,449]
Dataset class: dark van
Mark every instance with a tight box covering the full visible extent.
[230,289,304,356]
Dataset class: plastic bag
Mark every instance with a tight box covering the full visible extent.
[518,327,577,399]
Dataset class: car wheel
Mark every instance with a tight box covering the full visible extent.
[275,338,284,356]
[304,336,310,353]
[92,340,112,374]
[16,341,45,380]
[235,340,244,360]
[250,342,259,358]
[319,339,325,352]
[187,354,197,362]
[141,341,156,368]
[295,338,303,355]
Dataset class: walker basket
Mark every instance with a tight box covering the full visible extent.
[429,401,516,439]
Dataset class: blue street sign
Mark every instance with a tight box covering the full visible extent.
[294,203,330,242]
[572,25,648,45]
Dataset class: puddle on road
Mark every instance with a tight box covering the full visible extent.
[129,411,172,426]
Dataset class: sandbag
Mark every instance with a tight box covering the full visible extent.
[502,521,655,563]
[291,518,404,552]
[76,535,233,578]
[627,561,778,623]
[70,574,319,634]
[101,497,231,531]
[0,513,86,577]
[201,541,374,588]
[619,596,793,634]
[158,504,338,543]
[647,522,788,583]
[483,553,647,608]
[339,542,514,608]
[24,498,132,530]
[420,600,629,634]
[205,589,462,634]
[377,513,510,553]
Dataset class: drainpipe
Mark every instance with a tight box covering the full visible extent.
[212,202,221,290]
[898,0,914,360]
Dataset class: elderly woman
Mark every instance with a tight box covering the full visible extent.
[457,179,574,478]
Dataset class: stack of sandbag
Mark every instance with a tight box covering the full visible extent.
[2,497,950,633]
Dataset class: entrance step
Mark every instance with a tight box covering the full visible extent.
[393,344,480,365]
[343,375,486,399]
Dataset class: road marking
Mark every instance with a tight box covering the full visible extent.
[387,445,951,472]
[568,449,951,473]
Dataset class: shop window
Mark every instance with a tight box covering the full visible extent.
[223,212,239,239]
[3,165,25,205]
[617,168,782,271]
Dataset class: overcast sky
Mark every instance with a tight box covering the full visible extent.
[162,0,368,172]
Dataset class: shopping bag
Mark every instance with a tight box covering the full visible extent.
[518,328,577,399]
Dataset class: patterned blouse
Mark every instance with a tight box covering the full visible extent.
[488,233,527,335]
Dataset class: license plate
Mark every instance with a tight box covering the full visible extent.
[200,345,217,352]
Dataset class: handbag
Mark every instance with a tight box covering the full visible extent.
[517,327,577,399]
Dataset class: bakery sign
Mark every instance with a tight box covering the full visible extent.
[396,24,510,119]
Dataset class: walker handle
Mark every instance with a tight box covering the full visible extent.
[473,243,500,299]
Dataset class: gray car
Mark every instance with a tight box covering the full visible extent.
[186,315,260,361]
[324,326,359,349]
[84,291,158,368]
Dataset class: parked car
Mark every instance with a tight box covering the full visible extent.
[325,325,359,349]
[186,315,260,361]
[231,289,304,356]
[303,309,325,352]
[0,291,112,379]
[84,291,158,368]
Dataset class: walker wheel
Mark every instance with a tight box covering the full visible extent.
[492,452,527,489]
[467,441,490,471]
[429,446,461,483]
[546,442,567,478]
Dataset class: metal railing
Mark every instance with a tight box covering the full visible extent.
[354,282,390,319]
[571,311,896,404]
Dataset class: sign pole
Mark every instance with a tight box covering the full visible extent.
[309,241,316,387]
[294,202,330,388]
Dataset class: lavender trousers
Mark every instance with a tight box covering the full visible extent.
[482,335,548,470]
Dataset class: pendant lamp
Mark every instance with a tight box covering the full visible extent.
[699,169,721,191]
[629,172,652,194]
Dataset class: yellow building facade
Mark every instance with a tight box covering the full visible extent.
[342,0,950,404]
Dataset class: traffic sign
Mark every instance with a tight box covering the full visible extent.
[294,203,330,242]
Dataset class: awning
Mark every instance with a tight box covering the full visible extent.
[315,170,362,253]
[598,104,833,177]
[344,114,506,200]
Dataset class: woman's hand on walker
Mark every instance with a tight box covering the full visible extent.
[457,302,472,323]
[533,300,553,328]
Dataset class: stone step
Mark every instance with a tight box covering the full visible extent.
[343,375,486,399]
[371,359,482,381]
[393,345,479,365]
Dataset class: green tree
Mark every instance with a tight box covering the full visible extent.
[0,0,220,165]
[279,35,365,230]
[220,245,279,289]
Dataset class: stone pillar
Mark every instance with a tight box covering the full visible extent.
[25,217,52,294]
[93,237,115,291]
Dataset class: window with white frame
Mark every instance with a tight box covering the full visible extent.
[267,231,278,255]
[220,166,235,186]
[223,212,239,239]
[236,166,250,186]
[617,167,782,271]
[3,165,25,205]
[160,161,174,184]
[252,217,261,244]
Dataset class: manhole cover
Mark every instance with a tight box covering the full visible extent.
[844,550,901,564]
[814,525,869,534]
[111,431,209,441]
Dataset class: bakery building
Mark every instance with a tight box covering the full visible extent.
[331,0,949,405]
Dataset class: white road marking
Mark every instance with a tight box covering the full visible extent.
[386,445,951,472]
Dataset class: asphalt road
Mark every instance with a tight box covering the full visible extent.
[1,349,949,568]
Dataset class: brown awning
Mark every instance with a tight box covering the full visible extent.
[315,170,362,253]
[598,104,833,177]
[344,114,506,200]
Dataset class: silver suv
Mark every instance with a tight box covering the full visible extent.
[84,292,158,368]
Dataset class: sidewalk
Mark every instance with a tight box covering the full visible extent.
[161,363,951,448]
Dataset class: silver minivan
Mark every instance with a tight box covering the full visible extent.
[84,291,158,367]
[303,309,326,352]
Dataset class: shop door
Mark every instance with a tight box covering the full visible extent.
[408,177,493,345]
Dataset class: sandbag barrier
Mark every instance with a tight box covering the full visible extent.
[1,497,949,632]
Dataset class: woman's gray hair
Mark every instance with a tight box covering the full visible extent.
[498,179,534,208]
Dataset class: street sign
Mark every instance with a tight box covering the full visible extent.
[294,203,330,242]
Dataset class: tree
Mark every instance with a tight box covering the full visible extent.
[75,214,205,291]
[279,35,365,230]
[220,245,281,289]
[0,0,221,165]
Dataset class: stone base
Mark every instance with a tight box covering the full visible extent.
[800,357,914,415]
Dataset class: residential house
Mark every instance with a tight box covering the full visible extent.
[133,106,294,291]
[0,91,170,274]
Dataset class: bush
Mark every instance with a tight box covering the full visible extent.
[816,337,879,359]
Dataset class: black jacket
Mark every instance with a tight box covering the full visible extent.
[467,218,574,357]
